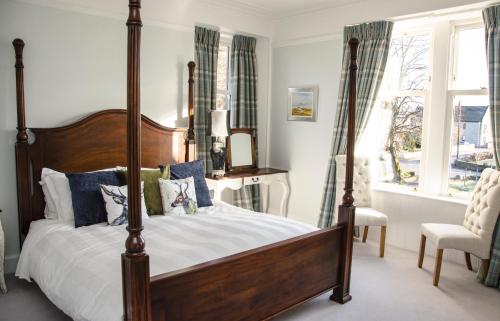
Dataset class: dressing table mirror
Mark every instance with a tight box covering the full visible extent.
[226,128,257,173]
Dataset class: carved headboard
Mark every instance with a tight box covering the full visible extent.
[12,39,197,242]
[19,110,186,240]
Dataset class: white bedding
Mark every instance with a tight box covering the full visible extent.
[16,201,317,321]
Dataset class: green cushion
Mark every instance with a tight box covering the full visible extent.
[120,167,170,215]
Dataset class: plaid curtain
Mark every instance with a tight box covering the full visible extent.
[0,218,6,293]
[194,26,220,172]
[231,35,261,211]
[318,21,393,228]
[479,5,500,289]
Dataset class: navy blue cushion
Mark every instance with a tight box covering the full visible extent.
[170,160,212,207]
[66,171,121,227]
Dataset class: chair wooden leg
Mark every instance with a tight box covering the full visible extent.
[379,226,386,258]
[465,252,473,271]
[418,234,426,268]
[481,259,490,277]
[362,226,369,243]
[433,249,444,286]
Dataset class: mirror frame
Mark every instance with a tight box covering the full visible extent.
[225,128,257,173]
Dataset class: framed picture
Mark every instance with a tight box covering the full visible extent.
[287,86,318,122]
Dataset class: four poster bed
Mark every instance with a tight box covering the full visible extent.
[12,1,359,320]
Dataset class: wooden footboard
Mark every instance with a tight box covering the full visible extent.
[150,227,343,321]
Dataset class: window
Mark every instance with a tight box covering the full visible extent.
[363,16,496,200]
[374,33,431,187]
[447,25,495,198]
[448,95,495,196]
[216,43,231,110]
[451,26,488,90]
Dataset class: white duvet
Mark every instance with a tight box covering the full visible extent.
[16,201,316,321]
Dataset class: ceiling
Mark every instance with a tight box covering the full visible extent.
[205,0,365,18]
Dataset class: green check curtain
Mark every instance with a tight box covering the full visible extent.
[194,26,220,172]
[318,21,393,228]
[231,35,261,211]
[480,5,500,289]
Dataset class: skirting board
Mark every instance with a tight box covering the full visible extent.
[4,254,19,275]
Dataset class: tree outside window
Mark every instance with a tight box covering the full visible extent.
[379,34,431,186]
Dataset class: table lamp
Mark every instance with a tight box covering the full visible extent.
[210,110,229,177]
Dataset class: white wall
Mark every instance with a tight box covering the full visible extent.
[17,0,273,38]
[269,39,343,225]
[0,0,271,273]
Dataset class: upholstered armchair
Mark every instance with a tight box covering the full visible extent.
[335,155,388,257]
[419,168,500,286]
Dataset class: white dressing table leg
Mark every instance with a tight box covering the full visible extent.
[278,174,290,217]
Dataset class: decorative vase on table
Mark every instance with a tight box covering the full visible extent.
[210,110,229,178]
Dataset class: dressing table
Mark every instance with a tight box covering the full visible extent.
[206,168,290,216]
[207,127,290,216]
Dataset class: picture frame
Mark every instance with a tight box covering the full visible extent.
[287,86,319,122]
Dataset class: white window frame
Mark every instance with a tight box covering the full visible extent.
[440,19,488,197]
[374,15,489,201]
[378,27,433,192]
[449,21,487,91]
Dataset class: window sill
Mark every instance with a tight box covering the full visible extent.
[372,183,470,206]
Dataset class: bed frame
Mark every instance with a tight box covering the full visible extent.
[12,1,359,320]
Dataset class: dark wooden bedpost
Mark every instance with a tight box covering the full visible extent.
[331,37,359,304]
[185,61,196,162]
[122,1,151,321]
[13,38,31,244]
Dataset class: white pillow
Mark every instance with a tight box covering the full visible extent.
[40,167,116,225]
[41,181,58,220]
[100,183,148,226]
[116,166,157,171]
[159,177,198,215]
[41,168,75,225]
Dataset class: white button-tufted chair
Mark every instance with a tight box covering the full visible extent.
[419,168,500,286]
[335,155,388,257]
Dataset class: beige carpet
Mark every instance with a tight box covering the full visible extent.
[1,241,499,321]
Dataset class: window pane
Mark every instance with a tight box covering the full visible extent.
[453,27,488,90]
[217,46,228,92]
[378,96,425,187]
[448,95,496,197]
[383,34,431,92]
[368,33,431,188]
[216,92,228,109]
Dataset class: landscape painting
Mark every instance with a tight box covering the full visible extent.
[288,87,318,121]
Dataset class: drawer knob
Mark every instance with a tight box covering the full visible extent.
[252,177,259,183]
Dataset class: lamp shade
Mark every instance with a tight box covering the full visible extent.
[211,110,229,137]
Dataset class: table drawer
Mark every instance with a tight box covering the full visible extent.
[243,176,263,186]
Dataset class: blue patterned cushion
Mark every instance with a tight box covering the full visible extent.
[170,160,212,207]
[66,171,121,227]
